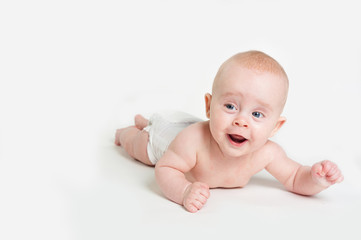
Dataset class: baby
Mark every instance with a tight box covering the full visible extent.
[115,51,344,213]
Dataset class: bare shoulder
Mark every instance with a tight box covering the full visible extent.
[260,140,300,171]
[180,121,210,140]
[252,140,287,165]
[161,121,209,169]
[169,121,209,151]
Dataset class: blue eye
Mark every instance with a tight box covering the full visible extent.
[225,104,236,111]
[252,111,264,118]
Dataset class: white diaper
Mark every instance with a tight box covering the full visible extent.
[143,112,202,164]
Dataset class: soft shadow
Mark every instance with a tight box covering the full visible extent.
[248,175,324,201]
[247,175,285,190]
[113,144,162,197]
[147,177,164,198]
[114,144,133,161]
[114,144,153,168]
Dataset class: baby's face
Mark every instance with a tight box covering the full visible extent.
[207,64,288,158]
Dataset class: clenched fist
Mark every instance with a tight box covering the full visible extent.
[311,160,344,187]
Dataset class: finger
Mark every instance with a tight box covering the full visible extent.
[331,174,344,184]
[199,188,210,199]
[196,194,208,204]
[336,175,344,183]
[330,173,344,184]
[191,200,204,211]
[321,161,332,176]
[193,183,209,197]
[184,199,198,213]
[312,163,323,177]
[186,204,198,213]
[325,165,338,177]
[327,171,341,182]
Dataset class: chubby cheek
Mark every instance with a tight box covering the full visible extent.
[209,114,229,138]
[250,125,273,148]
[209,118,223,139]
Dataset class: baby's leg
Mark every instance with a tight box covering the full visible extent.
[115,126,154,166]
[134,114,149,130]
[115,115,149,146]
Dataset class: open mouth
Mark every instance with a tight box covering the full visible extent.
[228,134,248,146]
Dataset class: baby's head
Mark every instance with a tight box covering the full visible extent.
[212,51,289,112]
[205,51,289,157]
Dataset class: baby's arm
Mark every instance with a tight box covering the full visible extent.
[265,142,343,195]
[155,126,210,213]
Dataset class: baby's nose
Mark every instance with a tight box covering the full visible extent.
[233,118,248,128]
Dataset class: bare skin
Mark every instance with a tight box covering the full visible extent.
[115,51,344,213]
[115,114,153,166]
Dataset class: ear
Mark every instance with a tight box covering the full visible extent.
[205,93,212,119]
[270,116,286,137]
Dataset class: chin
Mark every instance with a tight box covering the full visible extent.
[222,147,250,159]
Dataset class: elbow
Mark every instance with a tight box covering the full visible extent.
[283,165,301,193]
[154,163,174,189]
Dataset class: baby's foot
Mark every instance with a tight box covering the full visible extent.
[134,114,149,130]
[114,129,123,146]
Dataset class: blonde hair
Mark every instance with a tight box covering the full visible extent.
[213,50,289,93]
[212,50,289,107]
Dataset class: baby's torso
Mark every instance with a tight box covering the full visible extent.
[184,122,267,189]
[185,152,266,188]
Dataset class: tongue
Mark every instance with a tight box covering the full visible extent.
[230,134,245,143]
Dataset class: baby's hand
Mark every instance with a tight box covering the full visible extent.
[182,182,210,213]
[311,160,344,187]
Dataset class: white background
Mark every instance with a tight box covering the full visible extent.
[1,0,360,239]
